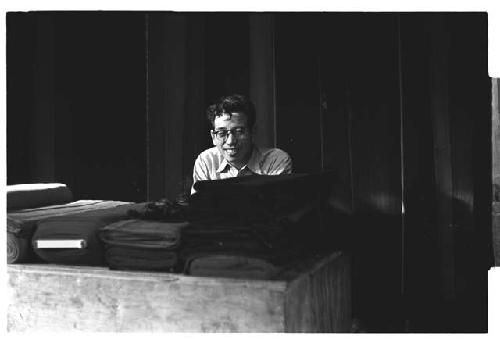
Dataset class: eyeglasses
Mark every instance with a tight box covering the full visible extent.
[212,127,247,141]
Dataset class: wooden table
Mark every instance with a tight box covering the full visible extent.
[7,251,350,332]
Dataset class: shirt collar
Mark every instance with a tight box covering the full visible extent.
[216,145,261,173]
[216,157,230,173]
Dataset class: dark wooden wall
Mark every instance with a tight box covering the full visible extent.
[6,12,491,333]
[7,13,37,184]
[275,13,404,331]
[401,13,491,332]
[274,12,490,332]
[7,12,147,202]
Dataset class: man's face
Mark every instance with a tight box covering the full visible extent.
[211,112,253,168]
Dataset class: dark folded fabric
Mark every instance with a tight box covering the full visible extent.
[179,212,311,273]
[127,199,188,222]
[190,171,334,223]
[180,225,304,271]
[105,246,178,271]
[181,219,296,251]
[32,203,144,266]
[6,200,134,264]
[100,219,189,271]
[180,172,335,278]
[180,241,272,259]
[100,219,188,249]
[7,183,73,211]
[8,200,131,221]
[180,244,302,267]
[184,253,279,280]
[192,171,333,193]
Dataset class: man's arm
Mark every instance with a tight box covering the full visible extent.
[191,155,210,194]
[267,149,292,175]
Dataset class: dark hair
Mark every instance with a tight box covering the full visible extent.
[206,94,256,129]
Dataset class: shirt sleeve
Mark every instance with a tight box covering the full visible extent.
[191,155,210,194]
[268,150,293,175]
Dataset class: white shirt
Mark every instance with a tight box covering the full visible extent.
[191,145,292,194]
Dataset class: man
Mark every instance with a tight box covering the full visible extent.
[191,94,292,194]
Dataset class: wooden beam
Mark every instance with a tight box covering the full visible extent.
[32,13,55,182]
[249,13,276,148]
[428,14,455,299]
[182,14,206,196]
[147,13,187,201]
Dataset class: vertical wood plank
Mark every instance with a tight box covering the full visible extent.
[399,13,442,330]
[450,13,490,332]
[147,13,167,201]
[148,13,187,201]
[284,253,351,332]
[6,13,37,184]
[249,13,276,148]
[32,13,55,182]
[274,13,322,173]
[347,14,402,216]
[163,15,187,201]
[319,13,354,214]
[182,14,207,197]
[53,13,75,191]
[428,14,455,300]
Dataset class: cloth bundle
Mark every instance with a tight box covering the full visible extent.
[100,219,189,271]
[7,183,73,211]
[185,254,279,280]
[180,220,301,279]
[7,197,132,264]
[6,183,73,264]
[189,172,334,223]
[31,202,143,266]
[126,199,187,222]
[181,172,335,279]
[7,217,40,264]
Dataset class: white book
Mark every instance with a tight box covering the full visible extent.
[35,239,87,249]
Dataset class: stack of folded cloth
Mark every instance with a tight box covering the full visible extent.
[8,200,136,264]
[185,254,280,280]
[189,172,333,223]
[31,202,145,266]
[99,219,189,272]
[6,183,75,264]
[180,219,300,279]
[181,172,335,280]
[7,183,74,211]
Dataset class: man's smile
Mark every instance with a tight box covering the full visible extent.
[223,148,238,156]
